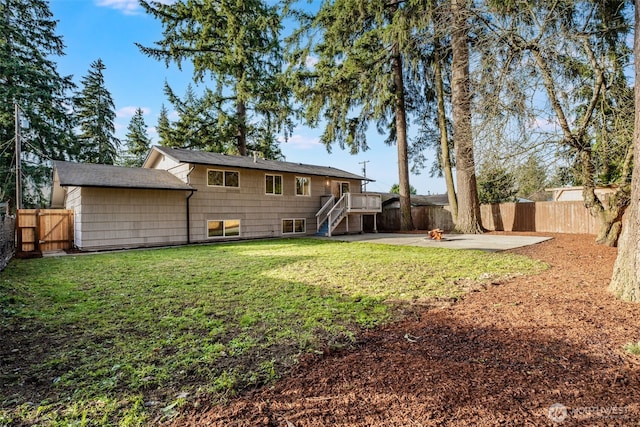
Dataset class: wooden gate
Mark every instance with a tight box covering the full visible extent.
[16,209,74,257]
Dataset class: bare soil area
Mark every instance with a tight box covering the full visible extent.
[170,233,640,426]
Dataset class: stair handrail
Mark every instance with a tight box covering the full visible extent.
[316,196,336,232]
[326,194,348,236]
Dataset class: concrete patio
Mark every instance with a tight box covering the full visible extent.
[322,232,553,252]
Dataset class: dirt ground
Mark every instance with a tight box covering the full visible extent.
[169,233,640,426]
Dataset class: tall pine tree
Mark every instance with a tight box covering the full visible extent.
[0,0,77,208]
[123,108,151,167]
[287,0,425,230]
[156,104,173,146]
[138,0,292,158]
[74,59,120,164]
[450,0,483,233]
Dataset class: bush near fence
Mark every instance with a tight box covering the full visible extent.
[1,215,16,271]
[378,201,599,234]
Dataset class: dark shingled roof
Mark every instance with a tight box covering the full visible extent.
[378,192,450,207]
[153,146,371,181]
[53,161,194,191]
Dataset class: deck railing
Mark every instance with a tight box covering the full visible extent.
[347,193,382,212]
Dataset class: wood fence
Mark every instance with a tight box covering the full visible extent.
[16,209,74,257]
[0,215,15,270]
[379,201,600,234]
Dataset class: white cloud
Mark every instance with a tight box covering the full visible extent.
[280,134,322,150]
[116,106,151,119]
[95,0,174,15]
[94,0,140,15]
[305,55,319,68]
[531,117,558,132]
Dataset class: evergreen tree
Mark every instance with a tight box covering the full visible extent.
[156,104,173,146]
[287,0,423,230]
[390,184,417,195]
[450,0,483,233]
[138,0,292,158]
[516,156,550,201]
[0,0,77,208]
[477,164,518,204]
[74,59,120,164]
[123,108,151,167]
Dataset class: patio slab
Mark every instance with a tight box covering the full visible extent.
[322,232,552,252]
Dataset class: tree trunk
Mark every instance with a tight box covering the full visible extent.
[450,0,483,234]
[434,40,458,222]
[237,99,247,156]
[609,0,640,301]
[391,42,414,231]
[580,147,630,247]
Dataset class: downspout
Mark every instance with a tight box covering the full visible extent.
[186,190,194,244]
[186,166,195,244]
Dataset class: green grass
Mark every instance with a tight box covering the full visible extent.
[624,341,640,355]
[0,238,545,426]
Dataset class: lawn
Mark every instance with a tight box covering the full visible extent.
[0,238,545,426]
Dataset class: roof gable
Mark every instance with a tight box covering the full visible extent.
[147,146,371,182]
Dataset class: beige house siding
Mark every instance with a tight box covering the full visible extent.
[183,165,363,241]
[65,187,83,247]
[54,150,370,250]
[72,187,188,250]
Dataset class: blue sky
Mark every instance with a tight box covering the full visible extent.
[48,0,447,195]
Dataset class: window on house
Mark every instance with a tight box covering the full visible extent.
[340,182,350,196]
[207,169,239,187]
[282,218,306,234]
[266,174,283,195]
[207,219,241,238]
[295,176,310,196]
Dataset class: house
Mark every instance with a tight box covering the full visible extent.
[50,146,382,251]
[545,185,618,202]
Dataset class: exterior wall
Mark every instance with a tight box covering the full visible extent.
[185,165,363,242]
[549,186,617,202]
[65,187,83,247]
[147,152,181,171]
[71,187,189,250]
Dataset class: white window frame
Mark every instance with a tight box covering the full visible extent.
[295,176,311,196]
[282,218,306,235]
[207,219,241,238]
[207,169,240,188]
[265,174,283,195]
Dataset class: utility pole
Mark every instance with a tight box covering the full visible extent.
[359,160,369,192]
[15,103,22,210]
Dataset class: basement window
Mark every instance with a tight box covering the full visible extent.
[208,220,240,238]
[282,218,306,235]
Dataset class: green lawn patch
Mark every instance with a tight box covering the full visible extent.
[0,238,545,426]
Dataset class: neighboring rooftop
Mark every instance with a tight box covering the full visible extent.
[149,146,371,182]
[379,193,450,207]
